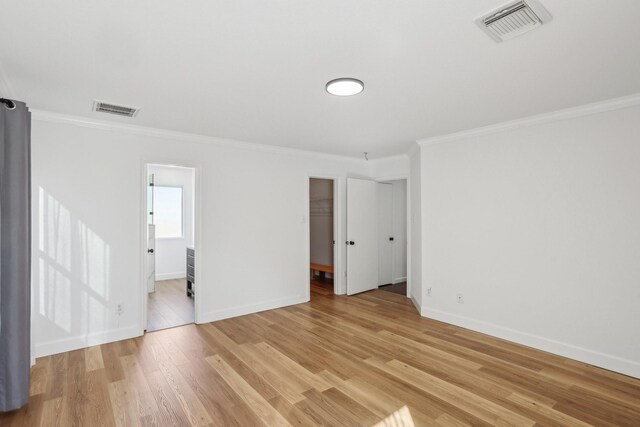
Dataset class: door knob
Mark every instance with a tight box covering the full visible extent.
[148,249,154,254]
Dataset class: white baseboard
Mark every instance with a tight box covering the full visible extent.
[409,294,421,314]
[155,272,186,281]
[34,325,141,359]
[422,307,640,379]
[199,295,308,324]
[393,277,407,284]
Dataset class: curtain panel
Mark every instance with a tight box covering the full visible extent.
[0,99,31,412]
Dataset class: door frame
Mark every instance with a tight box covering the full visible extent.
[377,182,394,286]
[375,174,411,298]
[140,161,202,334]
[306,175,342,299]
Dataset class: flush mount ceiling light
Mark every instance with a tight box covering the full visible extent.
[326,78,364,96]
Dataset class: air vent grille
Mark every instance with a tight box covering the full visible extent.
[475,0,552,43]
[93,101,139,117]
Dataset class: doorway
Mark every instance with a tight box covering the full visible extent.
[343,177,409,297]
[309,178,337,299]
[145,164,196,331]
[377,179,408,295]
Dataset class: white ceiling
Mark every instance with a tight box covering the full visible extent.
[1,1,639,158]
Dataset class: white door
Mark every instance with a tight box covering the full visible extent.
[147,224,156,292]
[347,178,379,295]
[147,174,156,293]
[378,183,393,286]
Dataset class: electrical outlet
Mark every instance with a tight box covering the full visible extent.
[116,303,124,315]
[456,294,464,304]
[427,287,432,296]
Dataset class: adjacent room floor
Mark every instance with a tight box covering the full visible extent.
[147,279,194,332]
[310,277,334,298]
[378,281,407,295]
[4,285,639,426]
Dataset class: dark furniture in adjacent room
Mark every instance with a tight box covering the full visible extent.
[186,246,195,297]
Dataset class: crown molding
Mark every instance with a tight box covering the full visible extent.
[406,142,421,157]
[417,93,640,147]
[368,153,409,164]
[30,109,368,164]
[28,93,640,161]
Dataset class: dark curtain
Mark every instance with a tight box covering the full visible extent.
[0,99,31,412]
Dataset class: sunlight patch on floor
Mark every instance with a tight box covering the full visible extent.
[373,406,415,427]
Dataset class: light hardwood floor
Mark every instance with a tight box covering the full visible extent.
[147,279,194,332]
[2,279,639,425]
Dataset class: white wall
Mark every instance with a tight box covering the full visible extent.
[31,113,370,357]
[371,155,409,180]
[309,178,333,268]
[419,105,640,378]
[148,165,194,280]
[409,148,422,308]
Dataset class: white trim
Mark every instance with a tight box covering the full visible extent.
[25,94,640,162]
[409,295,421,314]
[155,272,187,281]
[334,178,344,295]
[392,277,407,284]
[199,295,308,324]
[417,93,640,147]
[140,162,200,334]
[368,154,409,170]
[34,326,140,358]
[375,174,409,183]
[370,153,409,162]
[31,109,366,164]
[422,307,640,379]
[193,166,203,323]
[140,166,148,330]
[407,143,421,157]
[406,176,412,299]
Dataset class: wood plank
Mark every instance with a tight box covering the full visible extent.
[4,282,640,426]
[107,379,141,427]
[145,369,192,426]
[157,360,213,426]
[206,354,292,426]
[84,369,117,427]
[119,354,161,425]
[366,357,535,426]
[85,346,105,372]
[39,396,70,427]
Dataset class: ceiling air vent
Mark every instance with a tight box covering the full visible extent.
[475,0,552,43]
[93,101,139,118]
